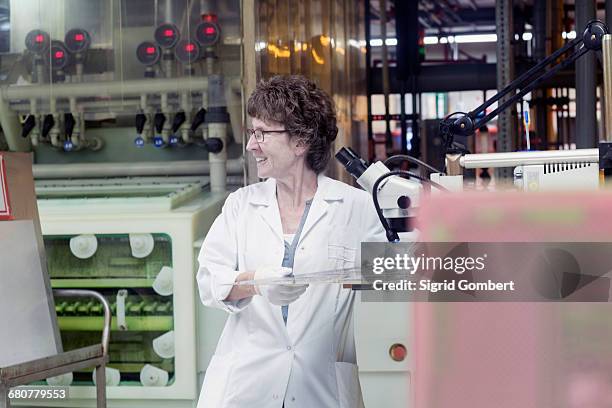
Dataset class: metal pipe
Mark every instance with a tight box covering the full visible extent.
[494,0,516,179]
[53,289,111,355]
[10,95,208,113]
[607,0,612,41]
[533,0,548,149]
[603,34,612,141]
[164,0,173,22]
[575,0,598,148]
[1,77,210,100]
[379,0,392,147]
[33,158,244,179]
[460,148,599,169]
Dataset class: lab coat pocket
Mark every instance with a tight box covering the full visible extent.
[328,229,358,271]
[335,362,364,408]
[197,354,233,408]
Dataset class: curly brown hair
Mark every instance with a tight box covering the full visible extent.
[247,75,338,174]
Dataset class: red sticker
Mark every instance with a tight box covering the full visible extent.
[0,154,12,220]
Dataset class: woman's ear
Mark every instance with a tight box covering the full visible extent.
[293,138,308,156]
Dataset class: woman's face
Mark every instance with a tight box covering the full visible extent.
[246,117,306,179]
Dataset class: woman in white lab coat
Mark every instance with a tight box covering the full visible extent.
[196,75,385,408]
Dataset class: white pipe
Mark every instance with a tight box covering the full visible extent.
[200,89,208,140]
[75,62,84,83]
[48,99,61,148]
[206,53,215,75]
[0,93,29,151]
[164,0,173,22]
[69,97,80,148]
[1,77,209,100]
[180,91,192,143]
[163,49,174,79]
[33,159,244,179]
[161,92,172,143]
[460,149,599,169]
[10,99,143,114]
[140,94,153,141]
[140,94,148,111]
[49,114,61,148]
[36,61,44,85]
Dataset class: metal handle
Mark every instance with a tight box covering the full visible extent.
[53,289,111,356]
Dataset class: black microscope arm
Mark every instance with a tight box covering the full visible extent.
[439,20,609,154]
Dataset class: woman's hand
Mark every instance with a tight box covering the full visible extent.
[253,267,309,306]
[225,272,257,301]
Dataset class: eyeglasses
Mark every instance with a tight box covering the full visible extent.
[246,128,287,143]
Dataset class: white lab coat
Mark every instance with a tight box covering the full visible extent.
[196,173,386,408]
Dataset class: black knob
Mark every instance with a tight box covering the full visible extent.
[154,112,166,134]
[191,108,206,131]
[21,115,36,138]
[64,113,76,138]
[135,113,147,134]
[397,196,411,209]
[172,111,187,133]
[42,114,55,138]
[205,137,223,153]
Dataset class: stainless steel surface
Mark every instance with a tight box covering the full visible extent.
[0,384,9,408]
[33,158,244,179]
[460,149,599,169]
[95,358,106,408]
[0,286,111,407]
[0,220,62,368]
[0,345,102,380]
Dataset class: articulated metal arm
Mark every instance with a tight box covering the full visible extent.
[439,20,609,155]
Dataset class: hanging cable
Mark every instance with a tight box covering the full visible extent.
[384,154,445,175]
[372,170,449,242]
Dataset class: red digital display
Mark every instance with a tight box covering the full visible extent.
[164,29,174,37]
[185,43,195,52]
[55,50,64,59]
[205,26,216,35]
[35,34,45,43]
[75,33,85,41]
[146,46,156,55]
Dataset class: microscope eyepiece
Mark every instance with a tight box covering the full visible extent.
[335,147,368,179]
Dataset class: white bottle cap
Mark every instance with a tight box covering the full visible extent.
[152,330,175,359]
[152,266,173,296]
[46,372,73,386]
[140,364,169,387]
[92,367,121,386]
[69,234,98,259]
[129,233,155,258]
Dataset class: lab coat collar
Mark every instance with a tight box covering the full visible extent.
[249,173,343,243]
[248,173,343,206]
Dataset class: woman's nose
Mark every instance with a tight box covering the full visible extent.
[246,133,259,151]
